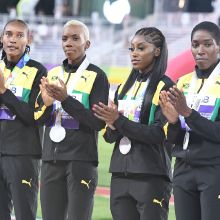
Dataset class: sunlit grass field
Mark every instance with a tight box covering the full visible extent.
[36,135,176,220]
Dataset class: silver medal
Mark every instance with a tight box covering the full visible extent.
[183,131,189,150]
[49,125,66,142]
[49,110,66,142]
[119,137,131,154]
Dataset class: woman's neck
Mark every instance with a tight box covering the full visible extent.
[68,55,85,66]
[6,55,21,64]
[196,60,220,79]
[139,59,155,76]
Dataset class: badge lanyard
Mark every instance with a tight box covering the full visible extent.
[49,57,90,143]
[119,76,150,155]
[126,77,150,101]
[0,54,30,121]
[1,53,30,87]
[54,57,90,115]
[182,62,220,150]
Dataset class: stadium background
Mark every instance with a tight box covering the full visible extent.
[0,0,219,219]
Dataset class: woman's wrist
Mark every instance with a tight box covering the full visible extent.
[107,124,116,130]
[0,87,6,95]
[169,118,179,125]
[183,108,192,118]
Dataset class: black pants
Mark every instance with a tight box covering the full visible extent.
[173,160,220,220]
[40,160,98,220]
[0,155,39,220]
[110,173,171,220]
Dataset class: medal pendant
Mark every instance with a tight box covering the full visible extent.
[49,110,66,142]
[49,125,66,142]
[183,131,190,150]
[119,137,131,154]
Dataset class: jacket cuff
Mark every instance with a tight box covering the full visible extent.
[0,89,11,99]
[61,95,73,107]
[185,109,199,124]
[0,89,15,103]
[113,114,126,130]
[168,119,181,130]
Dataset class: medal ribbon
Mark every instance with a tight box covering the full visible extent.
[0,54,30,120]
[182,62,220,150]
[118,76,150,154]
[53,57,90,127]
[3,53,30,87]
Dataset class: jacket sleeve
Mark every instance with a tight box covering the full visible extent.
[167,120,185,144]
[112,106,166,144]
[34,92,53,125]
[0,64,47,126]
[103,126,122,143]
[185,109,220,143]
[61,71,109,131]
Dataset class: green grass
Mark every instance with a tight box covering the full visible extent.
[169,205,176,220]
[92,196,112,220]
[36,134,176,219]
[97,134,113,186]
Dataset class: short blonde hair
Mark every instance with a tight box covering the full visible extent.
[64,20,90,41]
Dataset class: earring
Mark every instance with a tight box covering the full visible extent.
[25,45,30,53]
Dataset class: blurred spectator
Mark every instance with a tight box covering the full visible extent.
[163,0,180,12]
[186,0,214,12]
[16,0,39,17]
[0,0,19,14]
[61,0,72,16]
[35,0,55,16]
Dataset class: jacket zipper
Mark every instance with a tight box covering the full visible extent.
[53,145,57,163]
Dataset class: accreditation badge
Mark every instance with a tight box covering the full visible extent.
[8,85,23,99]
[197,96,215,119]
[118,99,142,122]
[61,93,82,129]
[0,105,16,120]
[119,137,131,154]
[0,86,23,120]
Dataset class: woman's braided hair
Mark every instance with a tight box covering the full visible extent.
[119,27,168,122]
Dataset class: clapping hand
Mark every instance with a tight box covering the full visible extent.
[39,77,54,106]
[44,78,68,102]
[159,90,179,124]
[0,69,6,94]
[168,86,192,118]
[93,101,119,126]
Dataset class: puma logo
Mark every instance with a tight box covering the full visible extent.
[22,178,32,187]
[80,75,90,82]
[182,83,189,89]
[51,76,58,80]
[22,72,28,78]
[153,198,164,207]
[81,179,91,189]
